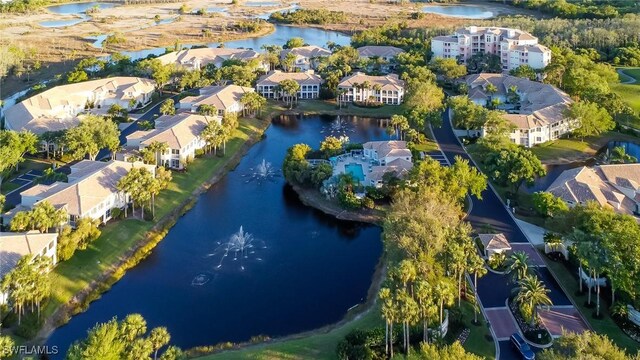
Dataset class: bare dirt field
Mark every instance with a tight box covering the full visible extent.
[0,0,533,99]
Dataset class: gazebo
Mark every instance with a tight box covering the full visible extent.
[477,233,512,258]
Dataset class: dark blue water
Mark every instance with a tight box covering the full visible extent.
[608,141,640,161]
[46,115,388,355]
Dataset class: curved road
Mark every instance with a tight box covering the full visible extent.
[432,109,584,359]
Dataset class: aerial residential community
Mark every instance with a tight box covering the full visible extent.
[1,0,640,359]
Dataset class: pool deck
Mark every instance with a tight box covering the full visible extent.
[332,154,376,184]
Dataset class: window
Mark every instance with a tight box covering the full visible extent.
[171,149,179,155]
[48,241,54,250]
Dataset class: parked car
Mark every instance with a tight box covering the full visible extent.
[511,333,535,360]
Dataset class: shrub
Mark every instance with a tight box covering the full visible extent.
[195,148,205,157]
[336,328,386,360]
[361,196,375,209]
[110,207,122,220]
[14,313,44,339]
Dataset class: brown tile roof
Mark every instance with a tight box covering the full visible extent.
[256,70,323,86]
[139,113,210,149]
[179,85,254,111]
[0,231,57,278]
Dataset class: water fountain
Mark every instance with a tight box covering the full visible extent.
[321,115,354,136]
[243,158,279,183]
[207,226,266,271]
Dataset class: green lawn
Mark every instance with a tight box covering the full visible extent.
[43,117,268,319]
[457,300,496,359]
[529,131,639,164]
[196,304,384,360]
[196,299,495,360]
[612,68,640,127]
[1,158,54,195]
[264,100,406,118]
[544,259,640,354]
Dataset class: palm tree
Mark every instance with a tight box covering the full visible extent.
[543,232,563,253]
[514,274,552,326]
[396,288,418,354]
[379,287,396,357]
[507,251,531,283]
[434,279,454,326]
[414,280,437,343]
[468,253,487,324]
[145,141,168,166]
[149,327,170,360]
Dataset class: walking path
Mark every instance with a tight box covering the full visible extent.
[432,109,590,359]
[618,69,638,84]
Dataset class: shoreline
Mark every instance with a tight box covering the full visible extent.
[291,183,384,224]
[187,213,387,359]
[33,116,272,346]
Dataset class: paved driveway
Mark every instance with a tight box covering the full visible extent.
[432,109,588,358]
[511,243,546,267]
[485,308,518,340]
[539,306,590,336]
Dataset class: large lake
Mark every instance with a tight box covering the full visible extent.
[46,115,388,355]
[117,23,351,60]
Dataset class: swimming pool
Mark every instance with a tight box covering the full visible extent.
[345,163,365,182]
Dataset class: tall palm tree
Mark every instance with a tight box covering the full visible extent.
[468,253,487,324]
[507,251,531,284]
[149,327,170,360]
[379,287,397,357]
[514,274,552,326]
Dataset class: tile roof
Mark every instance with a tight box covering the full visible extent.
[157,48,261,68]
[363,140,411,159]
[21,160,154,217]
[179,84,254,111]
[547,164,640,216]
[357,46,405,58]
[338,72,405,91]
[138,113,210,149]
[465,74,572,128]
[4,77,156,135]
[256,70,323,86]
[0,231,57,278]
[281,45,331,59]
[478,233,512,251]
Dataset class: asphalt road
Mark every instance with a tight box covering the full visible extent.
[432,109,573,358]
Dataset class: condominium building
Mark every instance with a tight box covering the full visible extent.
[178,84,255,117]
[255,70,323,100]
[431,26,551,71]
[337,72,405,105]
[280,45,332,72]
[7,160,154,227]
[126,113,211,170]
[465,73,574,147]
[0,231,58,304]
[157,47,268,71]
[4,77,156,135]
